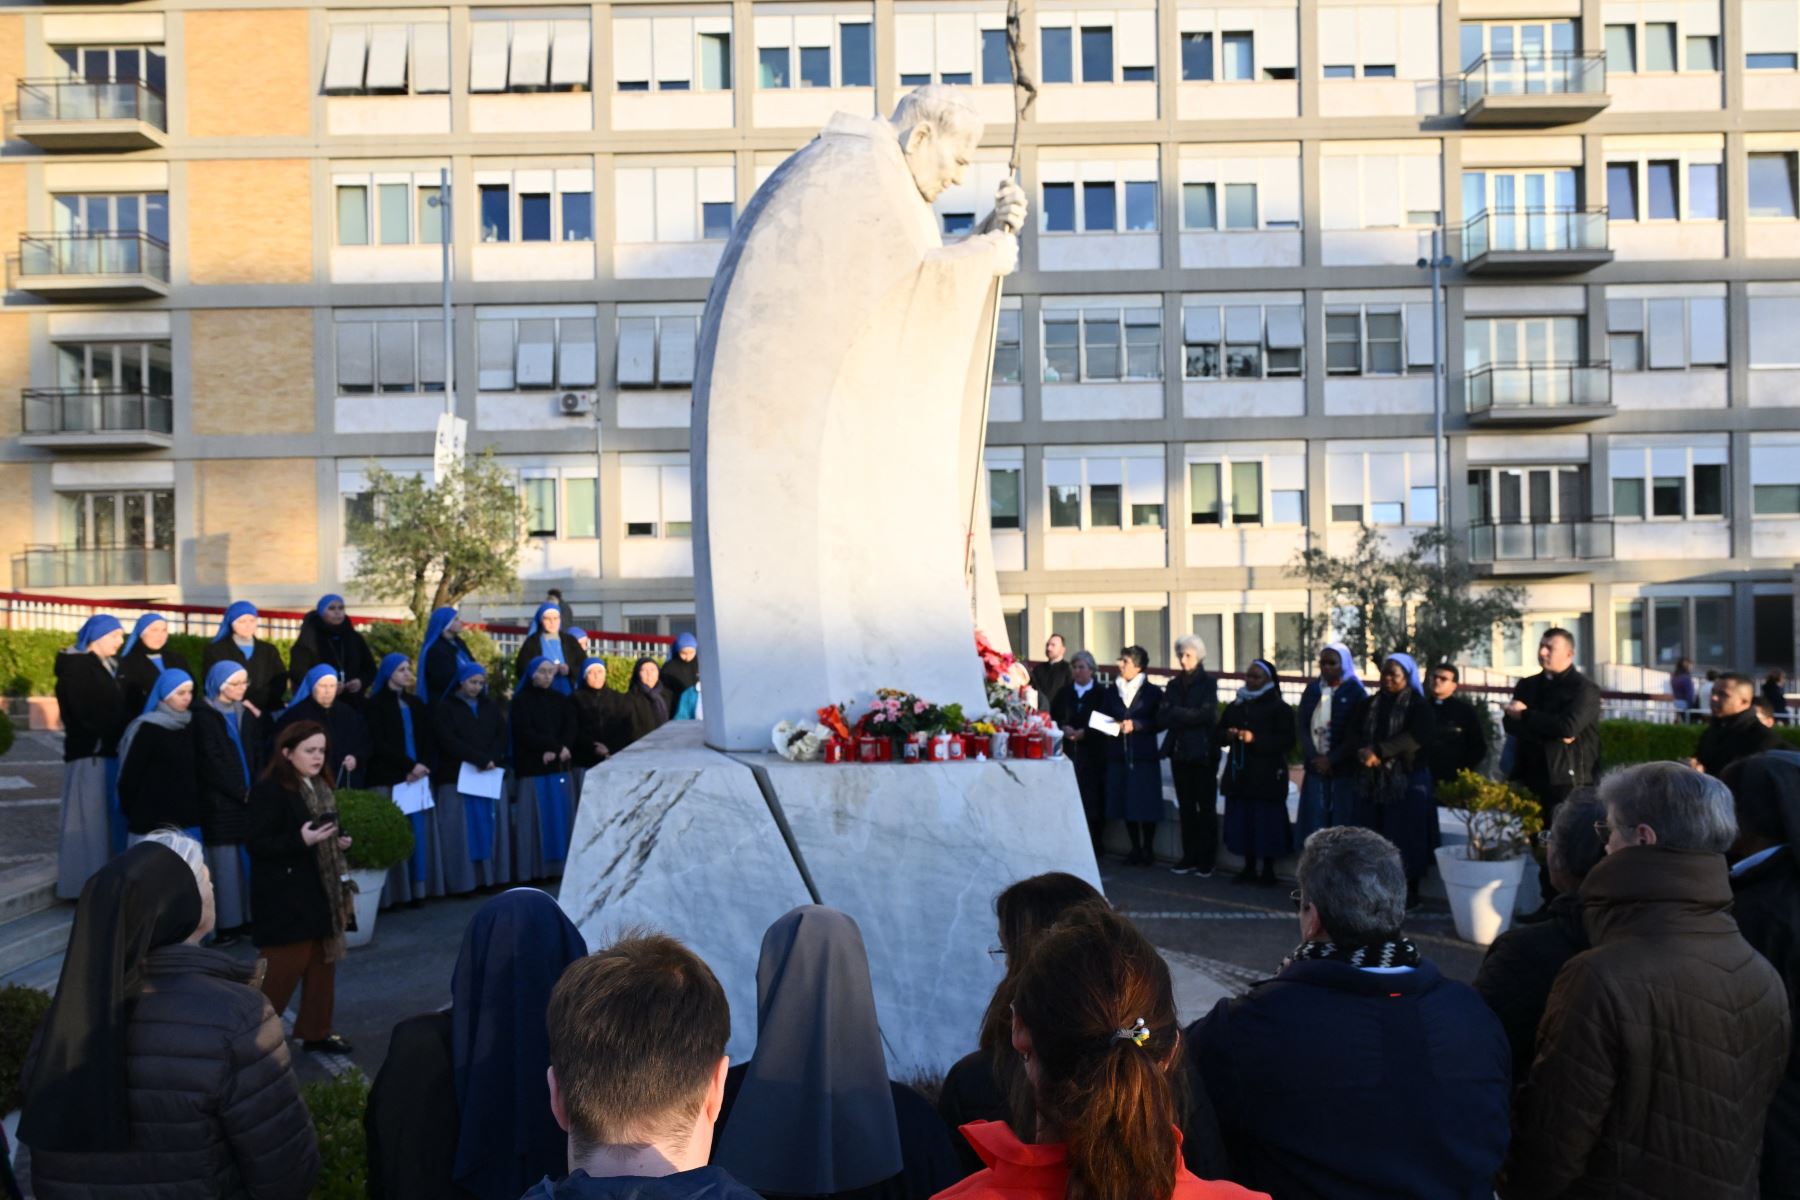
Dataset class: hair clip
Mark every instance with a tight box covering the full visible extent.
[1113,1017,1149,1047]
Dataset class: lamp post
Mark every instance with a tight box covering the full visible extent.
[1418,230,1454,563]
[427,169,465,484]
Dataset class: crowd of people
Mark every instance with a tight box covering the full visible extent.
[11,745,1798,1200]
[46,598,702,1059]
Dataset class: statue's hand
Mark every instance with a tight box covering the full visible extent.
[981,179,1028,235]
[978,230,1019,277]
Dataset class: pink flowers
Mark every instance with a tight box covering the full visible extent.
[913,699,928,715]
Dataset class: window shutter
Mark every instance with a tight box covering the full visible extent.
[662,465,693,525]
[1183,306,1222,343]
[336,323,374,390]
[414,23,450,93]
[614,168,656,243]
[477,319,515,390]
[508,21,552,89]
[377,322,415,389]
[1607,297,1645,332]
[1265,305,1304,349]
[896,14,934,75]
[1688,297,1726,365]
[324,26,369,93]
[617,318,657,385]
[1646,299,1688,369]
[653,17,693,84]
[558,320,597,388]
[938,12,978,74]
[1405,302,1435,366]
[364,24,410,90]
[469,22,510,92]
[622,464,661,527]
[1224,306,1262,342]
[418,320,446,387]
[515,319,556,387]
[550,19,591,87]
[658,318,697,385]
[613,18,652,85]
[1118,10,1157,68]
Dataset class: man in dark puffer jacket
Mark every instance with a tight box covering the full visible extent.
[21,832,319,1200]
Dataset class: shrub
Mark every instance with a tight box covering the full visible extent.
[0,709,13,759]
[335,789,414,871]
[1598,719,1703,766]
[0,631,67,699]
[0,984,51,1112]
[300,1070,370,1200]
[361,620,418,663]
[1437,770,1542,861]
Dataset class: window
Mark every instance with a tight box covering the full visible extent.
[476,311,598,391]
[615,165,735,244]
[479,183,509,241]
[1325,305,1426,376]
[612,17,733,92]
[989,466,1022,529]
[1328,446,1436,525]
[1689,163,1720,220]
[1189,450,1305,526]
[1224,183,1256,230]
[336,317,449,395]
[1468,465,1590,525]
[1044,455,1164,530]
[1042,27,1073,82]
[53,340,174,398]
[982,28,1011,83]
[1750,153,1799,219]
[1752,436,1800,516]
[1752,295,1800,367]
[1221,31,1253,80]
[1749,53,1800,70]
[1183,302,1304,380]
[469,15,591,93]
[1085,183,1115,231]
[1686,35,1718,71]
[622,459,692,538]
[565,477,598,538]
[1645,160,1678,219]
[1606,296,1726,371]
[1125,181,1156,231]
[994,309,1022,383]
[1081,26,1113,82]
[1644,22,1676,72]
[323,22,450,95]
[759,46,790,87]
[1610,443,1727,520]
[55,489,173,555]
[1181,31,1213,80]
[470,170,594,244]
[1183,183,1216,229]
[523,477,557,537]
[54,44,168,95]
[801,44,831,86]
[1319,153,1441,230]
[1043,307,1162,382]
[617,313,699,388]
[1605,24,1635,74]
[1607,163,1637,221]
[1043,182,1075,232]
[840,22,871,86]
[1041,169,1158,233]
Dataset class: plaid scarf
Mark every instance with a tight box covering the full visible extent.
[1291,937,1421,969]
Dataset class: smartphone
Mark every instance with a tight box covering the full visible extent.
[313,811,339,827]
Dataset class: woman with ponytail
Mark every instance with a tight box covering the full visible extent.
[933,906,1265,1200]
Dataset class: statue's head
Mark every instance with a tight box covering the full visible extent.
[890,85,983,202]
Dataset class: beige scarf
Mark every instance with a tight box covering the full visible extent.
[299,776,350,962]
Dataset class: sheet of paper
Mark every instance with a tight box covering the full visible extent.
[458,762,506,799]
[391,776,434,815]
[1087,710,1121,737]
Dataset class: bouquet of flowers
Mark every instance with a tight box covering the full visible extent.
[772,718,831,762]
[815,704,853,742]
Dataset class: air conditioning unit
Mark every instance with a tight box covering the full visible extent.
[559,391,595,416]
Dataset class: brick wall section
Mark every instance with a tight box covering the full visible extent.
[0,314,27,439]
[0,16,24,145]
[194,458,318,587]
[0,163,25,277]
[181,10,311,138]
[0,464,34,584]
[190,308,315,435]
[187,160,312,285]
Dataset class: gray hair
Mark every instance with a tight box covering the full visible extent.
[1296,827,1406,945]
[1598,762,1738,853]
[1174,633,1206,662]
[139,827,207,892]
[1547,791,1606,882]
[891,84,982,142]
[1069,649,1098,673]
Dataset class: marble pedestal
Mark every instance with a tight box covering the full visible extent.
[559,721,1100,1075]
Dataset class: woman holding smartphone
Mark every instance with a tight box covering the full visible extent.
[248,720,355,1055]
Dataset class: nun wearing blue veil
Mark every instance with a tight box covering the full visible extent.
[117,612,193,719]
[1351,652,1439,907]
[429,660,511,894]
[193,661,256,936]
[417,606,475,706]
[200,601,289,718]
[365,653,441,908]
[508,657,576,881]
[117,669,200,843]
[510,604,584,697]
[54,614,129,899]
[1295,642,1368,844]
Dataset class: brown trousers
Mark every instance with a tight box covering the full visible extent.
[258,939,336,1042]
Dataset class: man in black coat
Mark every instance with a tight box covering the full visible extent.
[1693,673,1785,779]
[1426,663,1488,793]
[1502,627,1601,813]
[1472,792,1606,1094]
[1029,633,1073,715]
[1722,751,1800,1200]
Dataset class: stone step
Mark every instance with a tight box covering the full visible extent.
[0,860,58,924]
[0,907,71,982]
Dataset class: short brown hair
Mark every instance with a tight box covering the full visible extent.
[547,931,729,1152]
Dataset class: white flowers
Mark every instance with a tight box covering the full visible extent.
[772,718,829,762]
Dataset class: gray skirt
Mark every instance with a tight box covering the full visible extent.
[56,757,114,900]
[432,781,512,894]
[377,786,444,908]
[207,843,252,930]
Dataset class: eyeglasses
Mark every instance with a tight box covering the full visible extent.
[1289,889,1306,910]
[1593,821,1613,841]
[987,946,1006,960]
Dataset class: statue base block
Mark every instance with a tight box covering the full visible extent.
[559,720,1101,1076]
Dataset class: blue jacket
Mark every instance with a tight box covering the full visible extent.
[1188,958,1511,1200]
[521,1167,762,1200]
[1296,677,1367,766]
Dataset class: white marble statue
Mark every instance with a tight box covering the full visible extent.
[692,86,1027,751]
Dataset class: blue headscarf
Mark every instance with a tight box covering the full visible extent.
[73,614,122,653]
[449,889,589,1200]
[1384,653,1424,696]
[675,631,698,653]
[576,657,610,689]
[204,661,251,789]
[283,664,341,718]
[205,660,248,700]
[451,659,488,711]
[524,603,562,644]
[567,627,587,645]
[121,613,166,660]
[1323,641,1361,688]
[417,606,463,701]
[316,594,344,618]
[212,601,257,643]
[371,652,409,696]
[520,655,554,687]
[139,668,193,716]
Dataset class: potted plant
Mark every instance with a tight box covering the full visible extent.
[0,983,50,1152]
[1433,770,1544,946]
[334,789,415,949]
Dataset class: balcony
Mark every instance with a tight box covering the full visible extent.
[12,79,167,150]
[1460,52,1609,126]
[1465,363,1614,425]
[13,232,169,299]
[11,545,175,589]
[20,389,173,450]
[1468,518,1614,575]
[1463,208,1614,275]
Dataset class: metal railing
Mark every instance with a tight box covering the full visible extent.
[16,77,167,129]
[1463,206,1609,260]
[1465,363,1612,412]
[1460,51,1606,107]
[22,389,173,436]
[1467,517,1615,563]
[11,547,175,588]
[17,231,170,281]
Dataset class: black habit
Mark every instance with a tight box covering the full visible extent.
[288,614,378,707]
[53,652,128,761]
[192,704,256,846]
[117,643,194,720]
[202,638,289,719]
[365,689,433,788]
[510,684,578,778]
[118,722,201,834]
[364,1012,473,1200]
[430,692,508,774]
[274,698,372,789]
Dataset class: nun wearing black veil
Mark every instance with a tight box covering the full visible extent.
[711,906,960,1200]
[17,834,319,1197]
[116,612,193,718]
[288,594,378,708]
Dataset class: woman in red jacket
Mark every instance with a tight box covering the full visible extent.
[934,905,1266,1200]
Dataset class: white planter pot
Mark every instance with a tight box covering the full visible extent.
[1434,846,1529,946]
[345,867,390,949]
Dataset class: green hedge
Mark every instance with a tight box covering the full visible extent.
[0,983,50,1112]
[0,628,294,698]
[1600,719,1800,766]
[0,709,12,758]
[300,1070,370,1200]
